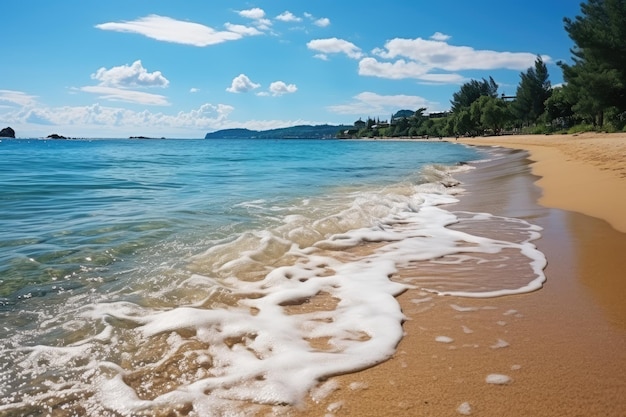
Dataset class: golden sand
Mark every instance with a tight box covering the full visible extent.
[458,132,626,233]
[293,133,626,416]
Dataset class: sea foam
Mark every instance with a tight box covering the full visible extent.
[0,163,545,415]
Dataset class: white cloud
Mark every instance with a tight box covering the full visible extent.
[358,57,466,84]
[0,95,325,137]
[307,38,363,59]
[376,37,548,71]
[314,18,331,28]
[82,61,170,105]
[361,37,549,84]
[0,90,38,107]
[359,58,430,80]
[268,81,297,96]
[224,23,263,36]
[276,11,301,22]
[96,15,255,47]
[91,60,169,88]
[2,101,236,136]
[304,12,330,27]
[238,8,266,20]
[226,74,261,93]
[430,32,451,41]
[190,88,199,93]
[328,92,440,115]
[313,54,329,61]
[237,8,272,31]
[79,86,169,106]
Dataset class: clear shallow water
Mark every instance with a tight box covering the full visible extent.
[0,138,545,415]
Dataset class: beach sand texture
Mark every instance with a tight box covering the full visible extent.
[294,133,626,416]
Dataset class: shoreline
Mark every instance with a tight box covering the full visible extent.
[296,134,626,416]
[455,132,626,233]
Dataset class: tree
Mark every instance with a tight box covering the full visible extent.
[559,0,626,126]
[543,86,576,127]
[454,110,474,136]
[476,96,511,134]
[512,56,552,125]
[450,77,499,112]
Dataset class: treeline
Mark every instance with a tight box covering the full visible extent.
[344,0,626,139]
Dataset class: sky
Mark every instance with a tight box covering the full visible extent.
[1,0,582,138]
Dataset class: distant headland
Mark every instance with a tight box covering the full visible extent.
[205,124,351,140]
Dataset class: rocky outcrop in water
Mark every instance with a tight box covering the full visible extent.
[0,127,15,138]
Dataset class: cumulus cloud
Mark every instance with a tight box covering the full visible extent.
[81,61,170,105]
[96,14,259,47]
[1,98,319,137]
[91,60,169,88]
[359,58,430,80]
[430,32,451,41]
[224,23,263,36]
[307,38,363,60]
[362,36,549,84]
[268,81,297,96]
[3,101,236,135]
[238,8,266,20]
[276,11,301,22]
[375,37,548,71]
[328,92,440,115]
[313,17,331,27]
[235,8,272,30]
[226,74,261,93]
[358,57,466,84]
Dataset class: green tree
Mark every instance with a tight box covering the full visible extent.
[471,96,511,134]
[512,56,552,125]
[454,110,475,136]
[559,0,626,126]
[450,77,499,112]
[543,86,576,128]
[408,107,427,136]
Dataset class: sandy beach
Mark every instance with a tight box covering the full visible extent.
[296,133,626,416]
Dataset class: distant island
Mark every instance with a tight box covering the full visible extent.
[205,124,352,140]
[47,134,67,139]
[129,136,166,140]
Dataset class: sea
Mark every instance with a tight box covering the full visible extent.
[0,138,546,416]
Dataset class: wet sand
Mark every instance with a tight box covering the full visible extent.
[296,134,626,416]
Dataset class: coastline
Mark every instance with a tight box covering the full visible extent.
[296,134,626,416]
[456,132,626,233]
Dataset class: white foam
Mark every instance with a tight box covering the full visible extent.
[1,163,547,414]
[486,374,512,385]
[451,304,479,312]
[411,297,433,304]
[490,339,510,349]
[457,401,472,415]
[436,336,454,344]
[310,379,340,403]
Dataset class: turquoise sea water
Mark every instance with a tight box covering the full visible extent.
[0,138,545,415]
[0,138,478,301]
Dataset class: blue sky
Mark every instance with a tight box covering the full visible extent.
[1,0,581,138]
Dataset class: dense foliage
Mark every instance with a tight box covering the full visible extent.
[344,0,626,139]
